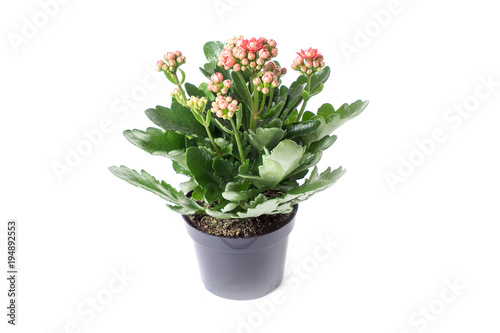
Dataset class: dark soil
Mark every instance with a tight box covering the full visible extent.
[185,206,297,238]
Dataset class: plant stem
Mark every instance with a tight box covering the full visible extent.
[258,94,266,115]
[205,125,222,157]
[266,87,274,112]
[250,83,259,130]
[297,75,312,121]
[229,118,245,163]
[173,74,187,105]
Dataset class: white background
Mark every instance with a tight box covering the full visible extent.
[1,0,499,332]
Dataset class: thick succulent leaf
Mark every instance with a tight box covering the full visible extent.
[237,194,280,218]
[145,103,207,138]
[213,158,239,183]
[302,100,368,147]
[185,147,222,203]
[317,103,335,119]
[310,66,331,92]
[123,127,185,155]
[222,180,259,201]
[203,41,224,63]
[302,111,315,122]
[108,166,204,215]
[185,83,205,98]
[309,135,337,153]
[231,71,252,105]
[287,166,346,202]
[257,140,304,188]
[281,84,306,121]
[248,127,285,151]
[285,119,321,138]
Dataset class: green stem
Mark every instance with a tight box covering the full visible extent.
[266,88,274,112]
[229,118,245,163]
[250,82,259,130]
[258,93,266,115]
[205,125,222,157]
[297,75,312,121]
[173,74,187,105]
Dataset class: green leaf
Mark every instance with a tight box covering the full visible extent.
[222,180,259,201]
[231,71,252,105]
[237,194,280,218]
[203,41,224,63]
[309,135,337,153]
[248,127,285,151]
[213,158,239,183]
[286,166,345,202]
[257,140,304,188]
[262,100,285,119]
[317,103,335,119]
[123,127,185,155]
[285,120,321,138]
[145,103,207,139]
[281,84,306,121]
[302,111,315,122]
[108,166,204,215]
[310,83,324,97]
[302,100,369,147]
[310,66,330,92]
[185,147,222,203]
[185,83,205,98]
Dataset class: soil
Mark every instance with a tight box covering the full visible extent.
[184,192,297,238]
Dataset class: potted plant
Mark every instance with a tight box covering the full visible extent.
[109,36,368,300]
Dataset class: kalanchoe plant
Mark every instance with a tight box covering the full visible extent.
[109,36,368,220]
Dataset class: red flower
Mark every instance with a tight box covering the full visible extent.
[219,48,236,69]
[296,47,322,60]
[238,37,266,52]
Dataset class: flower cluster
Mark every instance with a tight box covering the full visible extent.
[217,36,278,72]
[252,62,286,95]
[157,51,186,73]
[186,96,208,114]
[210,95,238,119]
[291,48,325,75]
[207,73,233,94]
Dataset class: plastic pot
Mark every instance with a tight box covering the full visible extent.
[183,207,297,300]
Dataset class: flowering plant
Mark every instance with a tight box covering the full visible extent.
[109,36,368,220]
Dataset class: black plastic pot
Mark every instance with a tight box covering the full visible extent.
[183,207,297,300]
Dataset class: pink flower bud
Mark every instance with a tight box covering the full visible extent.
[262,74,272,84]
[272,80,279,87]
[219,100,229,109]
[291,64,297,70]
[262,87,269,94]
[237,49,246,59]
[305,60,312,68]
[227,111,233,118]
[320,61,325,67]
[247,52,256,60]
[165,52,175,60]
[268,39,277,48]
[257,58,264,66]
[271,48,278,57]
[281,68,287,75]
[162,64,168,71]
[169,60,176,67]
[228,103,237,112]
[221,88,227,94]
[257,86,262,91]
[226,96,233,102]
[216,110,223,118]
[300,66,307,73]
[211,85,219,93]
[211,72,223,84]
[306,69,313,75]
[157,60,165,67]
[241,66,246,71]
[223,79,232,88]
[175,51,182,57]
[258,49,269,59]
[177,56,185,63]
[253,77,261,85]
[313,61,319,68]
[242,58,249,66]
[172,88,180,95]
[233,64,241,72]
[250,62,256,68]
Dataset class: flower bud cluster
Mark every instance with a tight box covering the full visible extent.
[217,36,278,72]
[207,73,233,95]
[186,96,208,114]
[291,48,325,75]
[210,95,238,119]
[251,62,285,95]
[157,51,186,73]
